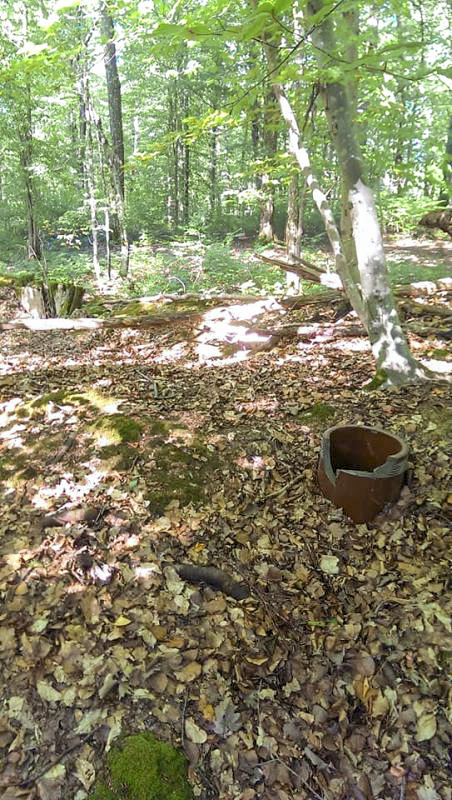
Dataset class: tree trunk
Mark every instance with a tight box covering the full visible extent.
[87,119,101,286]
[440,115,452,205]
[182,90,190,226]
[259,89,277,241]
[18,6,41,261]
[251,103,261,190]
[308,0,430,384]
[99,1,129,275]
[81,75,101,286]
[285,173,301,291]
[168,89,180,228]
[210,126,219,220]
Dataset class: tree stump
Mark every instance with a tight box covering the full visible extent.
[18,283,84,319]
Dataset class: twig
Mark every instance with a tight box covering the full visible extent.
[400,775,406,800]
[16,727,103,787]
[181,689,189,747]
[265,474,304,500]
[275,757,326,800]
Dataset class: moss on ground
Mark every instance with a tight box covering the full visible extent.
[113,301,159,317]
[15,389,120,420]
[98,443,139,470]
[89,414,144,445]
[299,402,336,426]
[89,732,193,800]
[82,301,111,317]
[112,298,215,318]
[146,440,220,513]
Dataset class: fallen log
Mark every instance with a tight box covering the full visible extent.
[399,298,452,318]
[419,208,452,237]
[0,310,204,332]
[1,277,449,334]
[256,251,343,288]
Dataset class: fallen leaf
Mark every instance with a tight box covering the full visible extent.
[113,615,132,626]
[416,712,437,742]
[213,696,241,736]
[185,718,207,744]
[175,662,202,683]
[37,681,61,703]
[320,555,339,575]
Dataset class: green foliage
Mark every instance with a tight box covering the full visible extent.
[0,0,450,290]
[89,733,193,800]
[0,250,92,288]
[52,208,92,239]
[378,192,440,234]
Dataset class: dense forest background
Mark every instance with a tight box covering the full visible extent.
[0,4,451,797]
[1,0,450,278]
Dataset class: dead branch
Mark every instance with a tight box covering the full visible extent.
[0,310,204,332]
[419,208,452,237]
[399,299,452,318]
[174,564,250,600]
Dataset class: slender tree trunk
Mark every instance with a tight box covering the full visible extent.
[440,115,452,205]
[182,90,190,226]
[105,208,111,280]
[210,126,219,220]
[99,1,129,275]
[133,116,140,156]
[251,104,261,190]
[21,130,41,261]
[19,5,41,261]
[307,0,430,384]
[259,89,277,241]
[168,88,180,227]
[285,173,301,292]
[78,91,88,191]
[83,80,101,286]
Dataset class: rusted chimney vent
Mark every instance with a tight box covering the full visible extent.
[318,425,409,523]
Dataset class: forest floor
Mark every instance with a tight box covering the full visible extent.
[0,238,451,800]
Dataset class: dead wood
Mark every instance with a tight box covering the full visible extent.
[1,278,449,335]
[174,564,250,600]
[419,208,452,237]
[0,310,204,332]
[397,278,452,296]
[37,507,105,530]
[399,299,452,318]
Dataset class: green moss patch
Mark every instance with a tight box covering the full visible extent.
[16,389,121,420]
[299,402,336,426]
[82,301,111,317]
[428,348,450,360]
[89,414,144,445]
[98,444,139,470]
[113,301,159,317]
[113,297,216,318]
[146,441,220,513]
[89,732,193,800]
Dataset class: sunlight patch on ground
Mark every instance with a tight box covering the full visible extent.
[421,358,452,373]
[31,467,106,510]
[329,338,371,353]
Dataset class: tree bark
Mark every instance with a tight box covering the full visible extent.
[259,89,277,241]
[18,5,41,261]
[99,1,129,274]
[307,0,431,384]
[209,126,220,220]
[81,76,101,286]
[440,115,452,205]
[182,90,190,226]
[285,172,301,291]
[168,88,180,227]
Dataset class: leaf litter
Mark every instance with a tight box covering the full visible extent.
[0,285,451,800]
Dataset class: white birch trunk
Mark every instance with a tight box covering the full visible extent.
[308,0,431,384]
